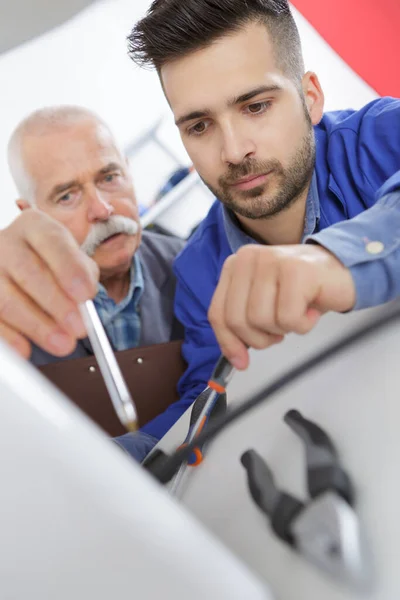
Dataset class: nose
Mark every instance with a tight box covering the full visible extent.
[220,121,256,165]
[87,189,114,222]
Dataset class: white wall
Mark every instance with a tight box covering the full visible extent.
[0,0,377,229]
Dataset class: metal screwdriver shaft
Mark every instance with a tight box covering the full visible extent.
[79,300,138,432]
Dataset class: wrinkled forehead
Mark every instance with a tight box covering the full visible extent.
[161,22,283,118]
[23,120,124,194]
[22,122,120,178]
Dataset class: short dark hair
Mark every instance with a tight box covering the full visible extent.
[128,0,304,84]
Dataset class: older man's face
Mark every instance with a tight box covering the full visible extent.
[22,119,141,278]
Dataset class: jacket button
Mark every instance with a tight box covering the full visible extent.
[366,241,384,255]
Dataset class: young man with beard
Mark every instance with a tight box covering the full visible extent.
[127,0,400,435]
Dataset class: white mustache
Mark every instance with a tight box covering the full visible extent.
[81,215,139,257]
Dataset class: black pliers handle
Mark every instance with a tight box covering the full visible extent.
[241,409,354,543]
[284,409,354,505]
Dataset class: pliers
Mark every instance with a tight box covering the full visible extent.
[241,409,369,591]
[169,356,231,495]
[142,355,231,487]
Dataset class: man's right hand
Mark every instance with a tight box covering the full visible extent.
[208,244,356,370]
[0,210,99,359]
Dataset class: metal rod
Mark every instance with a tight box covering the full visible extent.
[79,300,138,432]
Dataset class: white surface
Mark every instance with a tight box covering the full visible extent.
[158,305,400,600]
[0,339,272,599]
[0,0,95,53]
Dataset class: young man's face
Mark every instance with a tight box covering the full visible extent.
[161,21,324,219]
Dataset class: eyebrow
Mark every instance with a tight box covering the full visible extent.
[230,85,282,105]
[49,162,122,199]
[97,162,122,176]
[175,85,282,127]
[50,180,79,198]
[175,109,212,128]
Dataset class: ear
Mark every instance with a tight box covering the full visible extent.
[302,72,325,126]
[16,199,30,212]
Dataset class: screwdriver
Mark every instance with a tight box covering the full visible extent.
[169,355,234,496]
[79,300,138,432]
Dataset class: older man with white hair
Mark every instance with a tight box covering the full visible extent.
[7,105,184,358]
[3,105,185,460]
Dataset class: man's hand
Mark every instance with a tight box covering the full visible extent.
[0,210,99,358]
[208,244,356,370]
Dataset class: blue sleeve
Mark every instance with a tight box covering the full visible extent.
[307,173,400,310]
[113,431,158,463]
[139,271,220,441]
[355,98,400,205]
[325,98,400,210]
